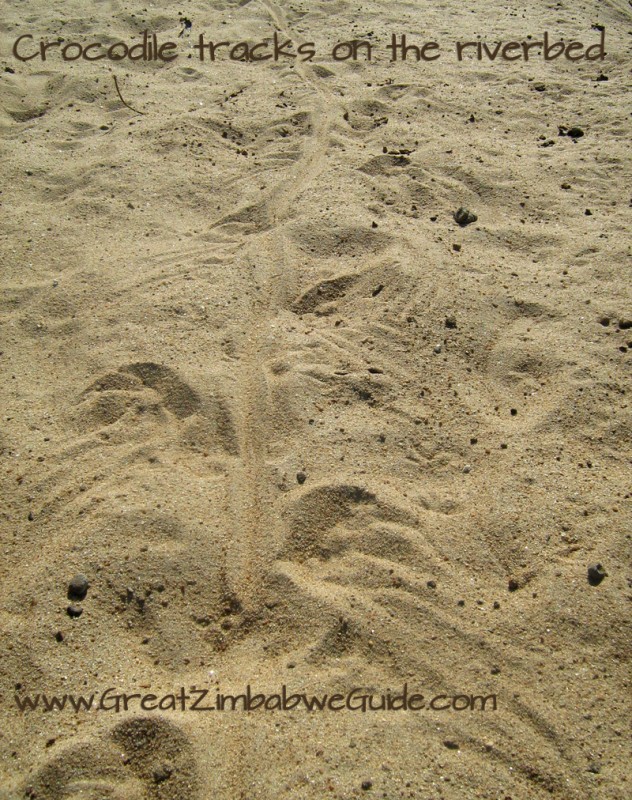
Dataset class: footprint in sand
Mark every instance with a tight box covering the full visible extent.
[21,717,199,799]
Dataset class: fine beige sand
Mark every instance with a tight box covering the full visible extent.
[1,1,630,798]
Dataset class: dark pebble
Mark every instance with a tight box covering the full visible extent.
[68,574,89,601]
[595,74,608,81]
[427,580,436,589]
[67,605,83,618]
[443,740,459,750]
[445,316,457,329]
[361,780,373,790]
[567,126,584,138]
[587,563,607,586]
[587,761,601,774]
[453,207,477,227]
[508,579,520,592]
[296,472,307,485]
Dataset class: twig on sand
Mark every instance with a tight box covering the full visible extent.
[112,75,145,115]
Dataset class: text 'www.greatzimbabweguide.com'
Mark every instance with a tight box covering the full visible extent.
[13,685,497,714]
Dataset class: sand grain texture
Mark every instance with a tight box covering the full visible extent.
[0,1,630,798]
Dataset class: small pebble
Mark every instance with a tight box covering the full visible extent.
[68,574,90,601]
[462,464,471,474]
[453,207,477,226]
[296,472,306,485]
[443,740,459,750]
[567,126,584,138]
[507,579,519,592]
[66,605,83,618]
[433,344,442,354]
[153,763,173,783]
[587,563,607,586]
[361,780,373,791]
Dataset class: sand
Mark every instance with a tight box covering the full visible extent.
[0,0,630,798]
